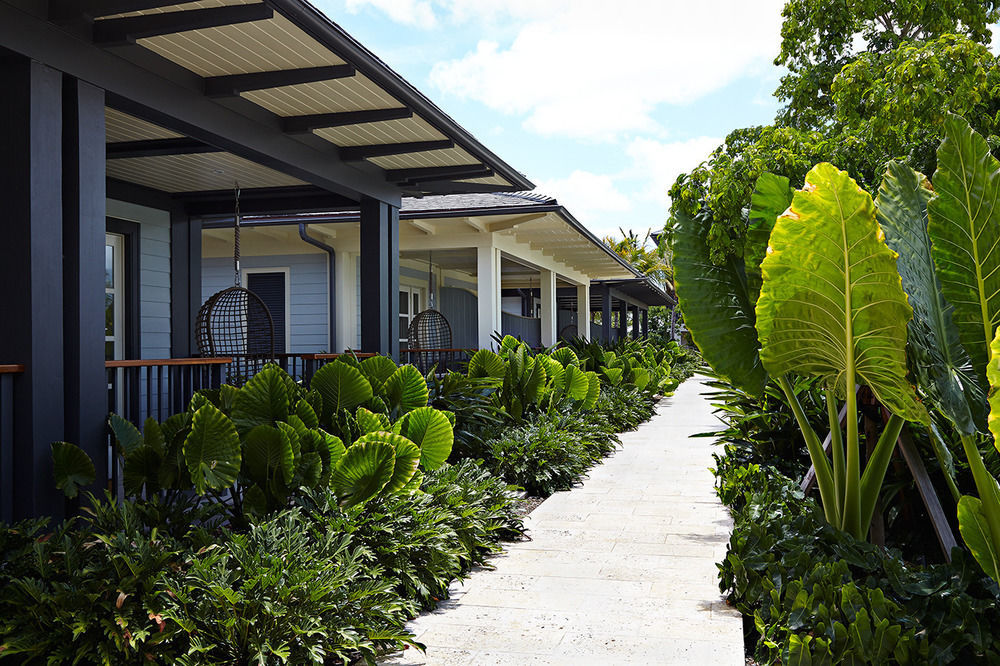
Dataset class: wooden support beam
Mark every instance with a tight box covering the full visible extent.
[93,4,274,47]
[106,137,221,159]
[414,181,513,194]
[486,212,548,232]
[387,164,487,183]
[407,219,436,235]
[204,64,355,97]
[340,139,452,161]
[282,107,412,134]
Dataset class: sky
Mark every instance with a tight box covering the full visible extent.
[311,0,789,241]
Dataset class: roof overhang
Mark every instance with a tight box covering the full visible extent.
[590,278,676,308]
[2,0,532,207]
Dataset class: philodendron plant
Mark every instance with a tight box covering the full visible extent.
[54,360,454,523]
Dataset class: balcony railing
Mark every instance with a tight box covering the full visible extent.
[402,348,469,374]
[0,364,24,523]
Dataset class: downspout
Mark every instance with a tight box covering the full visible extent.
[298,224,337,352]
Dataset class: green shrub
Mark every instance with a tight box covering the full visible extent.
[716,450,1000,664]
[160,508,414,665]
[592,384,656,433]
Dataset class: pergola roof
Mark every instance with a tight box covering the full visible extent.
[15,0,532,206]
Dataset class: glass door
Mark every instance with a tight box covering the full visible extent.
[105,233,124,361]
[399,286,423,348]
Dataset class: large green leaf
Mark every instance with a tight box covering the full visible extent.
[356,431,419,493]
[122,445,163,495]
[243,424,295,488]
[549,347,580,368]
[959,495,1000,582]
[231,365,290,434]
[877,160,985,435]
[670,207,766,395]
[756,162,928,425]
[746,172,794,305]
[467,349,506,379]
[562,364,591,400]
[310,361,374,421]
[927,114,1000,380]
[330,440,396,507]
[382,364,429,413]
[359,355,398,393]
[582,372,601,410]
[990,327,1000,446]
[392,406,454,471]
[356,407,390,435]
[109,413,143,455]
[183,403,241,494]
[51,441,95,499]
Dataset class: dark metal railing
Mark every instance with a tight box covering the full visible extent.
[106,357,231,425]
[402,348,469,374]
[0,364,24,523]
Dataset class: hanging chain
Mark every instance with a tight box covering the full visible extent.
[233,181,241,287]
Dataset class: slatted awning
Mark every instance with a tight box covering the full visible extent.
[37,0,532,206]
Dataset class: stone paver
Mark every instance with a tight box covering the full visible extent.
[382,376,742,665]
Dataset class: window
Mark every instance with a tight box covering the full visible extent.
[244,269,290,354]
[105,233,124,361]
[399,286,424,348]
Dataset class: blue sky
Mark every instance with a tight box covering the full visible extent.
[311,0,789,240]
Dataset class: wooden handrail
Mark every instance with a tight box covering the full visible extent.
[299,352,377,360]
[0,364,25,374]
[402,348,470,353]
[105,357,233,368]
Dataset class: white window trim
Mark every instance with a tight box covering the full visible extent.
[242,266,292,353]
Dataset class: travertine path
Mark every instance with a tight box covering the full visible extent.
[382,375,743,665]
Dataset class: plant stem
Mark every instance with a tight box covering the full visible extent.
[961,433,1000,559]
[778,374,839,527]
[843,380,862,539]
[826,388,846,517]
[858,413,905,537]
[928,424,961,503]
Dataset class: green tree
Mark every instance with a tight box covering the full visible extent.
[602,228,672,284]
[774,0,999,129]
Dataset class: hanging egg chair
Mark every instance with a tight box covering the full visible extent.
[407,309,452,373]
[194,184,276,378]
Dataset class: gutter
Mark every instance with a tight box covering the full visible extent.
[297,224,338,352]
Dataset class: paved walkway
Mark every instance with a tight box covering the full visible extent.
[382,376,743,665]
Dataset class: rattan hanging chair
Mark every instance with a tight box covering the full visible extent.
[193,184,276,380]
[407,309,452,373]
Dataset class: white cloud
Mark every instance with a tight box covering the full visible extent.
[535,170,633,237]
[625,135,721,203]
[344,0,437,29]
[427,0,785,140]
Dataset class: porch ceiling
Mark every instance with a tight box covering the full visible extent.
[86,0,530,197]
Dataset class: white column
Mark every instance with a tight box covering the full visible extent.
[577,283,591,341]
[540,269,557,347]
[335,250,355,352]
[476,242,500,350]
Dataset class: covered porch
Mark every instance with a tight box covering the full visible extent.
[0,0,529,520]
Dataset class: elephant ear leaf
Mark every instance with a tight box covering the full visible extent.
[356,407,390,435]
[330,440,396,507]
[958,495,1000,582]
[746,172,794,305]
[928,113,1000,379]
[383,365,429,413]
[231,364,290,434]
[243,425,294,488]
[877,160,985,434]
[468,349,506,379]
[183,403,241,494]
[355,431,419,493]
[756,162,928,424]
[670,207,767,396]
[109,413,143,455]
[310,361,374,421]
[51,441,95,499]
[360,356,398,393]
[393,406,453,470]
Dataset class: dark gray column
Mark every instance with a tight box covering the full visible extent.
[0,57,66,519]
[171,211,202,357]
[631,305,640,339]
[62,75,107,490]
[641,309,649,339]
[360,198,399,359]
[617,299,628,341]
[600,285,612,344]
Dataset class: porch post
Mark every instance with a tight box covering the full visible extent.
[631,305,640,339]
[476,242,500,350]
[170,211,201,357]
[641,309,649,339]
[618,299,628,341]
[539,269,556,348]
[600,285,612,344]
[334,250,354,352]
[577,283,590,341]
[360,198,399,359]
[62,75,107,487]
[0,58,66,519]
